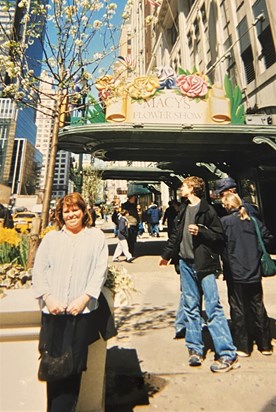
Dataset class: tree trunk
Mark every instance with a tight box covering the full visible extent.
[26,217,41,269]
[41,91,64,230]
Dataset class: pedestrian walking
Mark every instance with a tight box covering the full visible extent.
[146,201,162,237]
[0,203,14,228]
[121,195,139,255]
[137,204,145,237]
[112,210,134,263]
[32,193,116,412]
[220,192,273,357]
[160,176,239,373]
[111,206,120,237]
[100,204,108,222]
[88,203,97,227]
[162,200,180,238]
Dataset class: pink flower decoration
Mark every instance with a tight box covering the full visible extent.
[99,89,111,100]
[176,74,209,98]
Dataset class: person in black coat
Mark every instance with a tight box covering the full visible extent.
[221,192,273,357]
[0,204,14,228]
[160,176,238,373]
[162,200,180,238]
[121,195,139,255]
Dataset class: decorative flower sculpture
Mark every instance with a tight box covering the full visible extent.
[95,75,115,100]
[176,72,209,98]
[148,0,162,7]
[155,66,177,89]
[128,75,160,100]
[117,56,136,72]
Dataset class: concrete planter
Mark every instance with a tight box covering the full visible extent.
[0,287,112,412]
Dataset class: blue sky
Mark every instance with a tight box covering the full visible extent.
[92,1,128,76]
[45,1,128,84]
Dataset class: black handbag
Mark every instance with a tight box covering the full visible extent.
[38,316,76,382]
[251,216,276,277]
[38,348,73,382]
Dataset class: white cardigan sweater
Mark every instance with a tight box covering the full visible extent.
[32,226,108,313]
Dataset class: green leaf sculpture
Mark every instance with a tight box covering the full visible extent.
[224,75,245,124]
[86,97,107,123]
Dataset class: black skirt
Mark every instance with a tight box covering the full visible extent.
[38,293,117,374]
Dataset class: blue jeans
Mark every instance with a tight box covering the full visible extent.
[179,259,236,360]
[150,223,159,235]
[175,291,187,332]
[175,291,206,333]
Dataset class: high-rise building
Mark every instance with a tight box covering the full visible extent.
[35,71,71,200]
[0,0,48,201]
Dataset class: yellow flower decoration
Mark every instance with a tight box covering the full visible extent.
[95,75,115,91]
[95,75,116,100]
[128,75,160,100]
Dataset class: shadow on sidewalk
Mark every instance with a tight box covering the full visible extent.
[105,304,175,411]
[114,304,176,337]
[105,346,167,412]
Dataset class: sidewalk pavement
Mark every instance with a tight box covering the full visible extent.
[100,220,276,412]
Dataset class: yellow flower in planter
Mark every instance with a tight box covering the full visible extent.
[0,228,26,266]
[0,228,21,247]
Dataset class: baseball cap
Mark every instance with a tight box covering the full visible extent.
[214,177,237,195]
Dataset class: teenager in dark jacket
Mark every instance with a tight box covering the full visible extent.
[221,192,273,357]
[160,176,239,373]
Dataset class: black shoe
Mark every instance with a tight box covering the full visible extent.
[210,356,240,373]
[188,350,203,367]
[112,258,120,262]
[174,329,186,339]
[126,257,135,263]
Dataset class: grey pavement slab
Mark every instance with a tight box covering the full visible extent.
[101,220,276,412]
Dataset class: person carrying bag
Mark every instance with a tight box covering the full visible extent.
[33,193,116,412]
[251,216,276,277]
[221,192,274,357]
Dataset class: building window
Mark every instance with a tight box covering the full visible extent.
[194,18,199,38]
[252,0,276,69]
[237,17,256,84]
[188,30,193,49]
[200,4,207,25]
[259,27,276,68]
[241,47,255,84]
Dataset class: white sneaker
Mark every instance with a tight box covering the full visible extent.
[236,351,249,357]
[261,350,273,356]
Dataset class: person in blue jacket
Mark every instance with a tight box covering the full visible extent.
[146,202,162,237]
